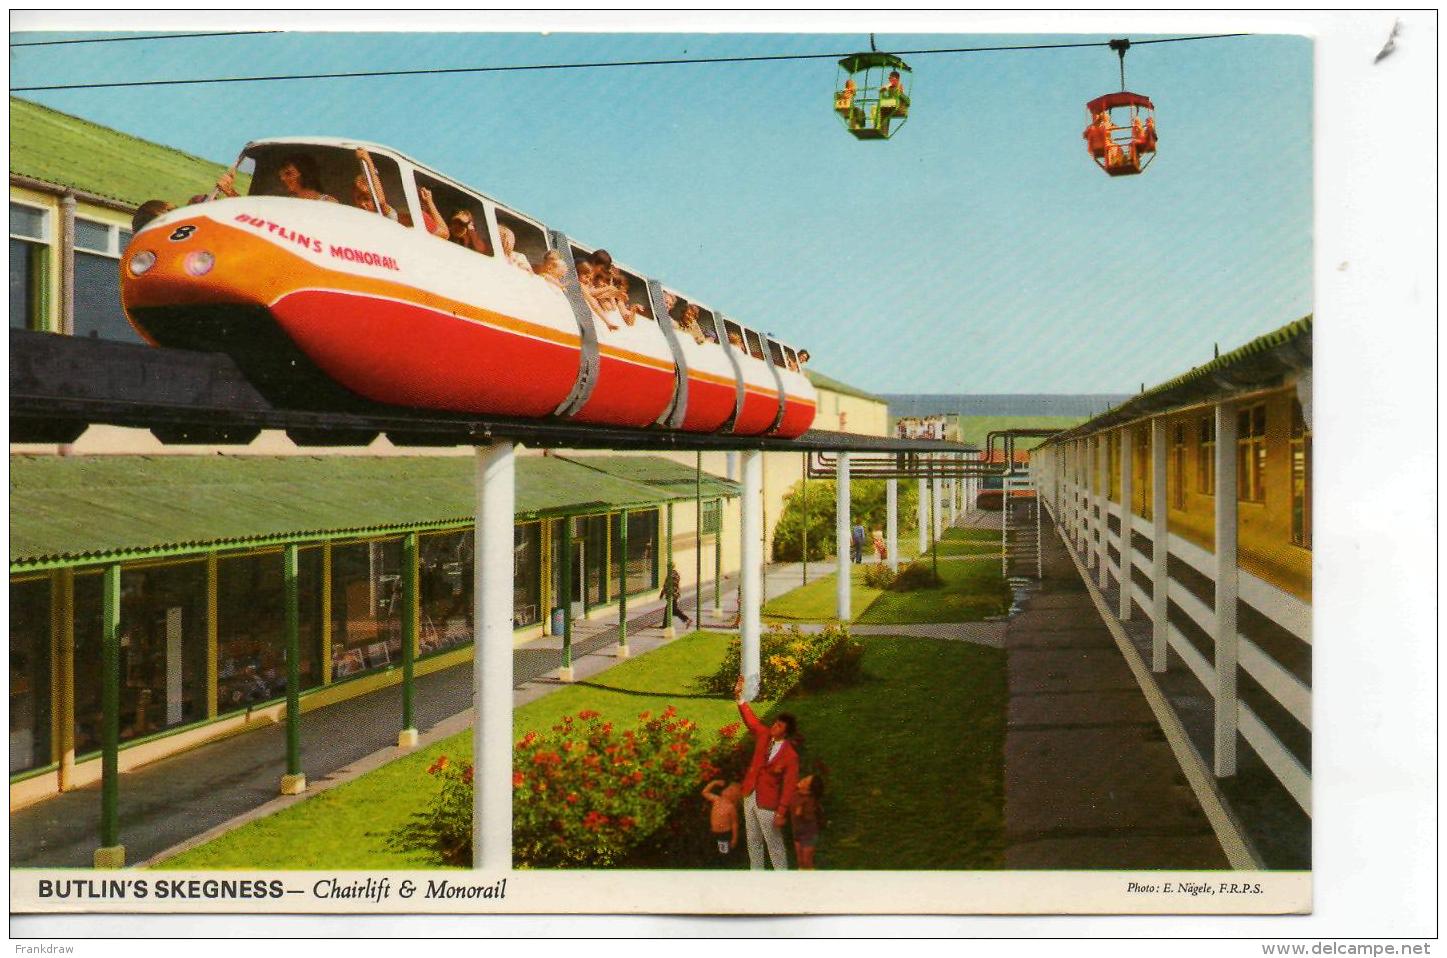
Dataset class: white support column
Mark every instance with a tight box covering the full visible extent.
[1150,417,1169,673]
[886,477,899,573]
[1119,427,1134,620]
[947,478,957,527]
[725,451,739,483]
[932,478,944,542]
[1084,441,1096,568]
[1096,439,1110,589]
[835,452,851,621]
[917,476,928,555]
[739,450,764,699]
[1213,402,1240,777]
[472,442,514,872]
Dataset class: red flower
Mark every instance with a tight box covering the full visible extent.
[617,816,636,830]
[663,705,678,719]
[578,709,601,720]
[582,811,609,830]
[513,771,525,788]
[719,723,741,739]
[638,710,652,721]
[565,792,579,805]
[462,765,474,785]
[427,755,449,775]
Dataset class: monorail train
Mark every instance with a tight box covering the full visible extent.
[119,137,817,436]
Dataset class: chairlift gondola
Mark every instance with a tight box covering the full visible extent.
[1083,39,1156,176]
[834,47,912,141]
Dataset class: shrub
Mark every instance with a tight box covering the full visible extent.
[862,562,897,590]
[892,561,943,592]
[386,754,474,867]
[699,623,865,700]
[391,709,748,869]
[771,479,918,562]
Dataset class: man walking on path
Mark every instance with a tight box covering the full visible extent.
[733,675,799,869]
[660,563,691,629]
[850,521,866,564]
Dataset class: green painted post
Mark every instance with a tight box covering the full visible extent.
[713,497,722,612]
[801,454,809,585]
[401,532,417,744]
[99,563,121,859]
[695,453,703,630]
[561,523,574,678]
[284,544,302,784]
[617,510,629,655]
[664,503,675,635]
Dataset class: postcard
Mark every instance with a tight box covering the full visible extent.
[6,8,1437,943]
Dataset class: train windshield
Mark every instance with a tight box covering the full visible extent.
[744,329,766,361]
[236,143,411,226]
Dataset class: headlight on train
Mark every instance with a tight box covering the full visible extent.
[127,250,157,276]
[184,251,216,277]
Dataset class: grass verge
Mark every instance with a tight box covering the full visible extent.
[856,556,1012,624]
[761,563,884,623]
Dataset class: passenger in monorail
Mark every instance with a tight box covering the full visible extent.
[446,208,491,254]
[498,225,534,272]
[130,199,175,233]
[535,250,567,287]
[417,185,450,239]
[352,148,407,225]
[218,153,336,203]
[577,260,621,331]
[678,303,708,344]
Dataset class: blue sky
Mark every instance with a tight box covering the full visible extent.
[9,26,1312,394]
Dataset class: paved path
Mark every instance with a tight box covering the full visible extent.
[1001,510,1228,869]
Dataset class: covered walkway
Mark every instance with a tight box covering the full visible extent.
[1003,507,1228,869]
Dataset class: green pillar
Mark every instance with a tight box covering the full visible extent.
[695,453,703,629]
[617,510,629,655]
[713,497,723,612]
[801,454,809,585]
[95,563,123,868]
[280,544,306,794]
[400,532,418,746]
[664,503,675,636]
[560,522,574,679]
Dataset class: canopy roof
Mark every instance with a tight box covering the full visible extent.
[1086,91,1155,114]
[837,52,912,75]
[9,454,736,570]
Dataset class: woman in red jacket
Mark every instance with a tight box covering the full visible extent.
[732,675,800,869]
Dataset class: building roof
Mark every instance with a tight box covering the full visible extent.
[9,453,729,571]
[807,370,884,404]
[556,455,739,500]
[9,97,233,208]
[1039,316,1312,445]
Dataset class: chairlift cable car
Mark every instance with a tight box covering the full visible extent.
[1083,38,1157,176]
[834,33,913,141]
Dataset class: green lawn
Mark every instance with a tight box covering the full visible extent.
[761,563,884,623]
[790,637,1006,869]
[933,527,1003,557]
[157,632,761,870]
[855,556,1012,625]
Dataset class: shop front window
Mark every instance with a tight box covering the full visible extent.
[511,525,541,629]
[74,561,208,755]
[10,577,53,774]
[330,539,403,680]
[420,531,475,653]
[216,549,323,713]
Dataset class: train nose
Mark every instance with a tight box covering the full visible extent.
[121,217,270,315]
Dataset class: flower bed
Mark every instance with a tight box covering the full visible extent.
[699,623,864,700]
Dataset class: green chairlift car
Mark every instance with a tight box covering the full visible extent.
[834,51,912,141]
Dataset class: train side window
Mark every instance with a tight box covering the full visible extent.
[239,144,365,202]
[767,338,786,368]
[351,151,408,225]
[414,173,492,255]
[723,320,746,352]
[615,266,653,321]
[783,345,799,372]
[695,307,721,344]
[744,328,766,361]
[494,208,547,272]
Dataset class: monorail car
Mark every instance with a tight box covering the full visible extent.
[119,138,817,436]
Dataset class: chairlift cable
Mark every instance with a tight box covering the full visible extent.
[10,33,1249,93]
[10,31,283,48]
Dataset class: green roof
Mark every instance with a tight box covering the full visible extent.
[837,52,913,75]
[9,96,235,208]
[807,369,885,404]
[1041,316,1313,445]
[557,455,740,500]
[9,454,712,570]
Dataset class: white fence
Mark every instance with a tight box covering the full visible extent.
[1034,427,1312,816]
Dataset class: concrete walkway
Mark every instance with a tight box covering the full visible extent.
[1001,509,1228,869]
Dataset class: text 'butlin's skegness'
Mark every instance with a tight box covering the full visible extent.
[36,878,286,900]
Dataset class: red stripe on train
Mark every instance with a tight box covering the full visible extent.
[272,289,578,417]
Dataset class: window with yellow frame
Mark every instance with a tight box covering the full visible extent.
[1171,422,1187,510]
[1291,399,1311,548]
[1197,416,1216,496]
[1132,425,1152,520]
